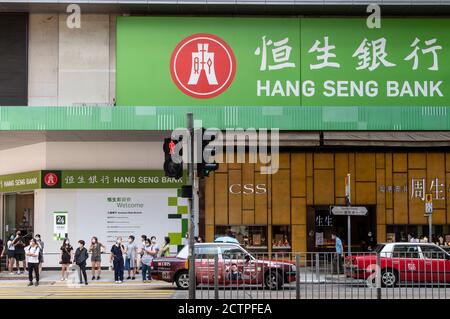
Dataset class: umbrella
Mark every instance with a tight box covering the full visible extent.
[214,236,239,244]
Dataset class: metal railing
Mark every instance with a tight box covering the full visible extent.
[186,251,450,299]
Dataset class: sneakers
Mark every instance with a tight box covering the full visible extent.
[35,282,39,287]
[27,282,33,286]
[96,276,100,280]
[92,276,96,280]
[118,280,123,284]
[115,280,119,283]
[60,277,65,281]
[126,276,131,280]
[131,277,135,280]
[85,282,88,286]
[9,272,14,275]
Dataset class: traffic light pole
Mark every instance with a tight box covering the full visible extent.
[187,113,196,299]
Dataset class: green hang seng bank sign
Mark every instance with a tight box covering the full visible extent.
[116,17,449,107]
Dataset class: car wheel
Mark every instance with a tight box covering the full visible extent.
[381,269,398,288]
[175,270,190,290]
[264,270,283,290]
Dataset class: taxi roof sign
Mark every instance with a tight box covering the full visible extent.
[425,194,432,203]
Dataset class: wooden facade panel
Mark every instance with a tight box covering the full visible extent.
[205,225,214,243]
[355,153,376,182]
[254,173,268,224]
[214,173,228,225]
[334,153,349,198]
[292,225,306,253]
[432,209,446,225]
[314,153,334,169]
[242,163,255,210]
[386,209,394,224]
[306,153,313,177]
[242,210,255,225]
[291,153,306,197]
[348,153,356,205]
[427,153,446,210]
[377,225,386,243]
[306,177,314,205]
[393,153,407,172]
[314,169,334,205]
[279,153,290,169]
[205,173,215,225]
[272,170,290,225]
[291,197,306,225]
[408,153,426,169]
[355,182,376,204]
[376,153,385,169]
[228,169,242,224]
[408,169,427,224]
[446,153,450,172]
[393,173,408,224]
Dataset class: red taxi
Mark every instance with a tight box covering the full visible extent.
[345,242,450,287]
[151,243,296,290]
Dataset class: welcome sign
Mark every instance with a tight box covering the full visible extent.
[116,17,449,107]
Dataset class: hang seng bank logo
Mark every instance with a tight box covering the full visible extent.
[170,34,236,99]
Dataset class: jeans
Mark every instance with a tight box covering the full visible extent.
[141,263,152,281]
[113,258,124,281]
[77,263,88,283]
[28,262,39,282]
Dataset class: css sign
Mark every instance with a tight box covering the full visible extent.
[229,184,267,195]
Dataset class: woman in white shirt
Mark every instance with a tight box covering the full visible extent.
[25,239,41,286]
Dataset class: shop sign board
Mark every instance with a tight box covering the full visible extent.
[331,206,368,216]
[117,17,450,107]
[0,171,41,193]
[53,211,68,241]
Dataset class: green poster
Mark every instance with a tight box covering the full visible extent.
[116,17,449,107]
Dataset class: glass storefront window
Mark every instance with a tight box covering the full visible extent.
[215,225,267,250]
[272,226,291,252]
[386,224,450,246]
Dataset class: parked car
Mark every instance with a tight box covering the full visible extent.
[345,242,450,287]
[151,243,296,290]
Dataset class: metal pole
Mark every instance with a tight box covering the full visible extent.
[347,215,351,256]
[214,254,219,299]
[187,113,196,299]
[295,254,300,299]
[428,215,433,243]
[376,252,381,299]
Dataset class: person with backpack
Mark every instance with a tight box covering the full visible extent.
[74,240,89,285]
[25,239,41,286]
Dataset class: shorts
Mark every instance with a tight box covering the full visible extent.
[7,250,15,258]
[91,256,101,263]
[14,252,25,262]
[124,257,136,270]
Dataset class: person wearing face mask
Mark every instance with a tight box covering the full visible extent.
[13,231,26,275]
[140,238,153,282]
[89,236,105,280]
[147,236,160,281]
[5,234,16,274]
[34,234,44,275]
[74,240,89,285]
[110,237,125,283]
[124,235,137,280]
[136,234,147,275]
[160,237,170,257]
[25,238,41,286]
[60,238,73,281]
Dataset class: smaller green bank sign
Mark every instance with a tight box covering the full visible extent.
[61,170,184,189]
[0,170,184,192]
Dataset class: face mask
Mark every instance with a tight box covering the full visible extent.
[145,243,150,247]
[151,240,156,244]
[117,240,122,244]
[79,245,83,248]
[128,239,132,243]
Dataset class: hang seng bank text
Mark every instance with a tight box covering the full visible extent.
[257,80,443,98]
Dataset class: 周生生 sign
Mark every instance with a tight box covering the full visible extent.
[117,17,450,107]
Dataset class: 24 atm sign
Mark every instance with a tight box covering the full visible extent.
[117,17,450,106]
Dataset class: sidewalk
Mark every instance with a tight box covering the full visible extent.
[0,269,173,287]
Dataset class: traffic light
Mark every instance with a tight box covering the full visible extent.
[163,137,183,179]
[198,128,219,178]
